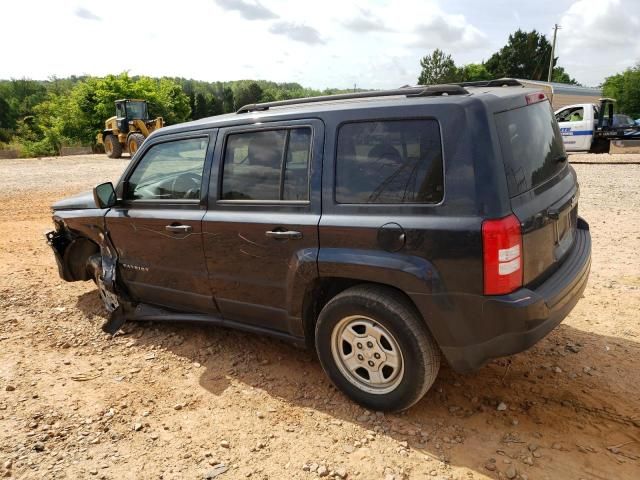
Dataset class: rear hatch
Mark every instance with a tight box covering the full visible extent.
[495,97,579,287]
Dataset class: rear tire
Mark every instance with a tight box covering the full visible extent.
[315,285,440,412]
[127,133,145,155]
[104,134,123,159]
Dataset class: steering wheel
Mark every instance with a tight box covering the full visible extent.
[170,173,201,199]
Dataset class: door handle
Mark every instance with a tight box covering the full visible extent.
[265,230,302,240]
[165,224,192,233]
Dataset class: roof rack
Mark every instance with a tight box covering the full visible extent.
[236,84,469,114]
[455,78,522,88]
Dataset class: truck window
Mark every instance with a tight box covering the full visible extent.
[116,103,126,118]
[496,101,566,197]
[556,106,584,122]
[335,119,443,204]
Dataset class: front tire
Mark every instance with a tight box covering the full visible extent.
[315,285,440,412]
[104,134,123,159]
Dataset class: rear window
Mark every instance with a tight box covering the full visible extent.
[496,101,566,197]
[335,119,443,204]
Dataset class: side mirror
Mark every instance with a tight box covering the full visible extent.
[93,182,117,208]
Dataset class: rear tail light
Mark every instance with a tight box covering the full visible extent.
[482,214,523,295]
[525,92,547,105]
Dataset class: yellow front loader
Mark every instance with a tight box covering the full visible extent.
[96,99,164,158]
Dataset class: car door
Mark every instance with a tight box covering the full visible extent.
[555,106,591,151]
[106,131,218,314]
[202,119,323,333]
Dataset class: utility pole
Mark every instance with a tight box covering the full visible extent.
[547,24,560,82]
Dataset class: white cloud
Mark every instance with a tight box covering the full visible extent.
[342,9,393,33]
[410,13,488,51]
[558,0,640,85]
[269,22,325,45]
[74,7,101,21]
[214,0,277,20]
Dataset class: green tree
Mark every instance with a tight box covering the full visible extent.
[233,81,263,109]
[222,86,234,113]
[47,73,190,146]
[206,95,222,116]
[0,74,367,152]
[485,29,553,80]
[417,49,460,85]
[603,65,640,118]
[0,95,14,142]
[152,78,191,124]
[188,91,196,120]
[193,92,209,119]
[551,66,579,85]
[458,63,491,82]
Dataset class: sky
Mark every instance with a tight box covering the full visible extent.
[1,0,638,89]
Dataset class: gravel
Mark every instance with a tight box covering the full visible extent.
[0,153,638,479]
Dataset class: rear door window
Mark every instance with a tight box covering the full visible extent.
[496,101,566,197]
[335,119,443,204]
[221,128,311,201]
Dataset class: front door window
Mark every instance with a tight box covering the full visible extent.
[126,137,209,201]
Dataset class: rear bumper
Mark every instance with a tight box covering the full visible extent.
[412,218,591,373]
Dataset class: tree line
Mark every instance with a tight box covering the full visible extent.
[417,29,578,85]
[0,74,354,157]
[1,28,638,157]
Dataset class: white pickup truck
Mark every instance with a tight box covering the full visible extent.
[554,98,639,153]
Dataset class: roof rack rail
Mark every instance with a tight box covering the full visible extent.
[236,84,469,114]
[455,78,522,88]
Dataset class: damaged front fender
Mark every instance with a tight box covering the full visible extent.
[45,229,74,281]
[46,220,135,335]
[89,230,136,335]
[45,215,102,282]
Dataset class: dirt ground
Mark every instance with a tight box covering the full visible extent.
[0,154,639,480]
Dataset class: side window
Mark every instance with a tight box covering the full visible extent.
[126,137,208,201]
[556,107,584,122]
[221,128,311,201]
[335,120,443,204]
[568,107,584,122]
[555,108,569,122]
[283,128,311,200]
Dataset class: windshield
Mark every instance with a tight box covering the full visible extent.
[495,101,567,197]
[126,101,148,120]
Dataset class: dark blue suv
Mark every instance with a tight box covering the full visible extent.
[46,80,591,411]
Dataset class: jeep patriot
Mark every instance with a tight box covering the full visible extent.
[46,80,591,411]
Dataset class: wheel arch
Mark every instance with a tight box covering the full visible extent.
[301,277,433,349]
[61,236,100,281]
